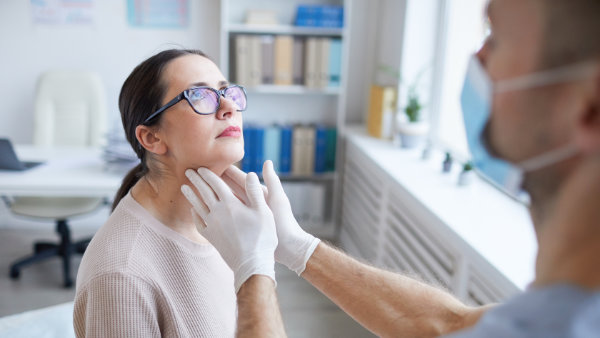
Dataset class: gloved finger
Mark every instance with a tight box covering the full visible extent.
[246,172,267,208]
[190,208,207,229]
[224,165,268,198]
[262,160,286,199]
[223,165,247,187]
[198,167,235,202]
[181,184,210,216]
[185,169,217,207]
[222,173,250,205]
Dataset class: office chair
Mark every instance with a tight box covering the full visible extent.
[7,71,107,288]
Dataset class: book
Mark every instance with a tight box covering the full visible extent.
[367,85,397,139]
[292,37,305,85]
[242,125,254,172]
[248,35,263,87]
[314,125,327,173]
[235,35,251,86]
[295,5,344,28]
[317,38,331,88]
[292,125,315,176]
[325,127,337,172]
[292,125,304,175]
[274,35,294,85]
[328,39,342,87]
[304,37,319,88]
[263,125,281,172]
[261,35,275,84]
[254,127,264,174]
[279,125,293,174]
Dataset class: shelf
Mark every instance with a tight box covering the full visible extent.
[227,23,344,37]
[246,84,340,95]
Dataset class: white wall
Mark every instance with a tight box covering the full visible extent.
[0,0,220,144]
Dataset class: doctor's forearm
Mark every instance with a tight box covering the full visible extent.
[302,243,491,337]
[236,275,286,338]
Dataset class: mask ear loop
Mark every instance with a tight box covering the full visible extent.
[518,144,579,173]
[495,62,598,94]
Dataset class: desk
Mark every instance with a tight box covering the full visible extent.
[0,146,127,198]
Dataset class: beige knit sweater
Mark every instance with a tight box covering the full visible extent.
[73,192,237,337]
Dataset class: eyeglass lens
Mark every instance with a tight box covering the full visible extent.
[188,87,246,114]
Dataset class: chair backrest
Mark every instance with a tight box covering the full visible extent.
[33,71,107,147]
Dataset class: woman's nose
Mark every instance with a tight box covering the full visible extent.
[215,96,236,120]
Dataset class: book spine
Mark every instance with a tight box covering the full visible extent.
[318,38,331,88]
[274,35,294,85]
[242,125,254,172]
[235,35,250,86]
[249,35,262,87]
[304,125,316,175]
[292,37,305,85]
[328,39,342,87]
[263,126,281,172]
[254,126,264,175]
[292,125,304,176]
[325,127,337,172]
[279,125,293,174]
[314,125,327,173]
[261,35,275,84]
[304,37,319,88]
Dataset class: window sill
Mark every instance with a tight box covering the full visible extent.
[344,125,537,290]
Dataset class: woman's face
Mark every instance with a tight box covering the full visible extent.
[156,54,244,174]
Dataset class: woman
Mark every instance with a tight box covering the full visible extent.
[73,49,247,337]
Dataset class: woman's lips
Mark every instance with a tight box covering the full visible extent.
[218,126,242,138]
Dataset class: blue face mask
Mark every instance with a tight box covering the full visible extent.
[460,55,595,202]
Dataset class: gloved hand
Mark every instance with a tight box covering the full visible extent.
[181,167,278,293]
[223,161,321,275]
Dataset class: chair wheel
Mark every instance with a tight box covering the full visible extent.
[9,267,20,279]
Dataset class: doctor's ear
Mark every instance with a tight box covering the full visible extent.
[575,68,600,154]
[135,125,167,155]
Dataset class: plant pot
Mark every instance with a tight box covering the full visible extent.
[458,170,475,186]
[396,121,429,149]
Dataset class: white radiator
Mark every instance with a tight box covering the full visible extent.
[340,139,520,305]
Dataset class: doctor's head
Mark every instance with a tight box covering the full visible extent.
[478,0,600,209]
[113,49,245,210]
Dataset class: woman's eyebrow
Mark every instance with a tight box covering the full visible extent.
[189,80,230,88]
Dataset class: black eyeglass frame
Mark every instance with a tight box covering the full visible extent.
[141,84,247,125]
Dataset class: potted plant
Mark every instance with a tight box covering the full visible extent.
[396,88,430,149]
[458,161,475,186]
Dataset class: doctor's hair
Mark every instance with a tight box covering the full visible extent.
[537,0,600,69]
[112,48,209,211]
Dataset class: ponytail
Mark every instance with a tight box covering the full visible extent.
[112,163,146,211]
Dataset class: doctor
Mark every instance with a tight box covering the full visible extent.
[182,0,600,336]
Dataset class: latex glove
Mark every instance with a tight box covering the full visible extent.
[223,161,320,275]
[181,167,278,293]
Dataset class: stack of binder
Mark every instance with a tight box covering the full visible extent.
[241,124,337,176]
[234,35,342,89]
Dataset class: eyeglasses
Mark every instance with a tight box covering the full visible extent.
[142,85,247,125]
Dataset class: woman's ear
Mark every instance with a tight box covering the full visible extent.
[135,125,167,155]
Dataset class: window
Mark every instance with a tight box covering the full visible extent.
[434,0,489,158]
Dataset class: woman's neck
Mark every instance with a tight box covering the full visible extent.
[131,169,207,244]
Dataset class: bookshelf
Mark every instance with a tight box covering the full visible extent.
[219,0,350,239]
[228,23,344,37]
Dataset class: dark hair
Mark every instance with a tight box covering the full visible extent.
[112,49,208,211]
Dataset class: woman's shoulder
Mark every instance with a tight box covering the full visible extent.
[76,194,157,286]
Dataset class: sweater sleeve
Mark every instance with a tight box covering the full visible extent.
[73,272,163,338]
